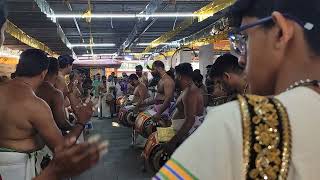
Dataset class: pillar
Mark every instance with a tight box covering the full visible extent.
[169,50,192,68]
[199,44,215,79]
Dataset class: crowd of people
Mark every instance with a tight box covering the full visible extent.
[0,0,319,179]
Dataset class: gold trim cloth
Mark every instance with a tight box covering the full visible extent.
[238,95,292,180]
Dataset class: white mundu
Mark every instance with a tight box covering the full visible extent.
[155,87,320,180]
[0,151,39,180]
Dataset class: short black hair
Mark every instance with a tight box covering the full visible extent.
[152,61,165,69]
[175,63,193,78]
[193,72,203,83]
[230,0,320,55]
[0,0,7,28]
[129,74,138,81]
[135,65,143,70]
[193,69,201,74]
[47,57,59,76]
[230,0,275,28]
[15,49,49,77]
[58,55,74,69]
[210,54,243,78]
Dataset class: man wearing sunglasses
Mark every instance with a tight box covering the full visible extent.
[154,0,320,179]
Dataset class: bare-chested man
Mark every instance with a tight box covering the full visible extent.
[0,49,93,179]
[36,57,86,133]
[135,65,148,86]
[55,55,73,96]
[128,74,148,110]
[164,63,204,154]
[0,5,105,179]
[149,61,175,121]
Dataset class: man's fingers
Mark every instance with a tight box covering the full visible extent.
[65,143,90,158]
[54,136,77,153]
[66,136,77,147]
[98,140,109,158]
[87,134,101,144]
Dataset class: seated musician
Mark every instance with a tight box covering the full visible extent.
[192,70,208,107]
[0,49,93,180]
[135,65,148,86]
[209,54,247,106]
[149,61,175,122]
[164,63,205,154]
[128,74,149,111]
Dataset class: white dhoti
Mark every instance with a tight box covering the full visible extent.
[171,115,205,136]
[0,150,38,180]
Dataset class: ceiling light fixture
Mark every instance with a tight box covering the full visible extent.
[47,13,210,19]
[137,42,179,46]
[68,43,116,48]
[80,53,117,57]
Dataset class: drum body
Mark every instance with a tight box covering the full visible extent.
[116,96,126,106]
[118,105,136,127]
[142,132,170,172]
[135,110,172,138]
[134,110,156,138]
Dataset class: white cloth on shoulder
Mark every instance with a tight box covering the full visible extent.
[156,87,320,180]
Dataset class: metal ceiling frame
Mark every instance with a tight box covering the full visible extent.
[118,0,168,54]
[33,0,74,56]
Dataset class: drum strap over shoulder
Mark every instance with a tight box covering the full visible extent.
[238,95,292,180]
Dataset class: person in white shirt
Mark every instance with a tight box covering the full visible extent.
[155,0,320,179]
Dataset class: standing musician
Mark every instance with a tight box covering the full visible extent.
[164,63,205,154]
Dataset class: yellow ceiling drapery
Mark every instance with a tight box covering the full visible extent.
[5,21,56,56]
[143,0,235,53]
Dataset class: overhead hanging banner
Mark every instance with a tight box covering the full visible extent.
[5,21,56,55]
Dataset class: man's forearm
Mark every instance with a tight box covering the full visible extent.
[65,124,84,140]
[33,164,60,180]
[171,119,193,144]
[67,93,80,110]
[157,98,171,115]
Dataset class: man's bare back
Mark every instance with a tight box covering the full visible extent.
[0,80,54,152]
[37,82,72,131]
[132,83,148,104]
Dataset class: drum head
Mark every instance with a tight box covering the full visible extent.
[150,145,169,172]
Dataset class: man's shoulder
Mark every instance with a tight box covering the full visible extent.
[206,100,240,121]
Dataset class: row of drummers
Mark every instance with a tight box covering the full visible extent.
[114,57,246,173]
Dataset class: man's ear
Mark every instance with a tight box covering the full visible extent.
[222,72,231,82]
[40,70,48,80]
[271,11,294,50]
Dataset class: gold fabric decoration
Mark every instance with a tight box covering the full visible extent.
[143,0,235,53]
[5,21,56,56]
[0,57,18,65]
[157,127,176,142]
[238,94,292,180]
[194,0,235,22]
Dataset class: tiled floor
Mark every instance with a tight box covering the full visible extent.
[73,117,153,180]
